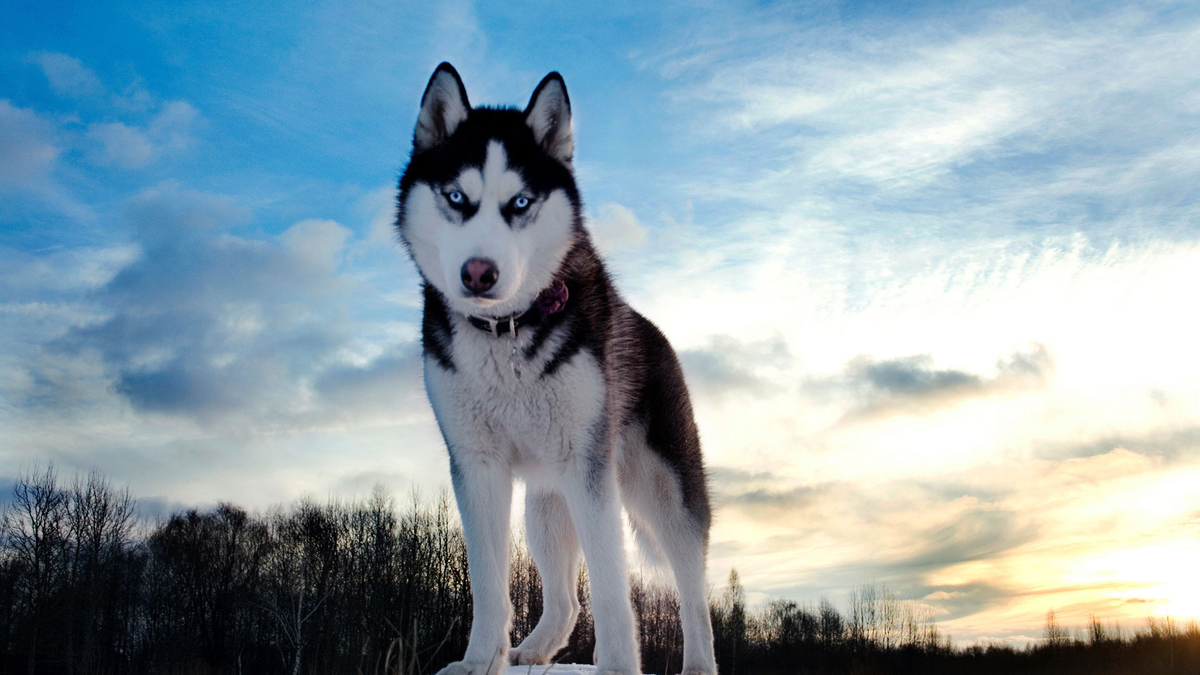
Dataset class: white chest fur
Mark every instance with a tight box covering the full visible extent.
[424,319,606,475]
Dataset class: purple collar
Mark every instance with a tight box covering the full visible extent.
[466,280,568,338]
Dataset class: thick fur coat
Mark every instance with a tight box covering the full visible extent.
[396,63,716,675]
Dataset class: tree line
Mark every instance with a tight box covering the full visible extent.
[1,466,1197,674]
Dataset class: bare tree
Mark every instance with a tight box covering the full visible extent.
[1043,609,1070,648]
[5,465,68,675]
[259,501,338,675]
[712,568,747,675]
[818,597,843,650]
[62,471,136,674]
[146,503,269,671]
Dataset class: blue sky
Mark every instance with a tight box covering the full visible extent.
[3,0,1200,646]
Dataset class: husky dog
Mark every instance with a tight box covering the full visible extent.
[396,63,716,675]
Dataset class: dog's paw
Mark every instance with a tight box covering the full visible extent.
[433,660,501,675]
[507,646,551,666]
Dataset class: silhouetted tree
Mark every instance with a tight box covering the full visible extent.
[5,466,68,675]
[2,470,1199,675]
[1043,609,1070,649]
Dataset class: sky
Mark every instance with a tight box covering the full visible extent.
[3,0,1200,647]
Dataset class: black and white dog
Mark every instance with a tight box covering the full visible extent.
[396,63,716,675]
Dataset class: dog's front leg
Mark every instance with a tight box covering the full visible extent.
[438,451,513,675]
[562,431,640,675]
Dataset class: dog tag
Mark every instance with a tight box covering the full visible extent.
[507,315,522,380]
[509,339,522,380]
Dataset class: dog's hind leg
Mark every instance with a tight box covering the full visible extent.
[621,442,717,675]
[658,515,717,675]
[510,489,582,665]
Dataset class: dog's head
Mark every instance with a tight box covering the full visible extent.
[397,63,583,318]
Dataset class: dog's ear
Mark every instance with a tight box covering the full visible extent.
[524,72,573,165]
[414,62,470,151]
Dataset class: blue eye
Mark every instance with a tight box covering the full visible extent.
[447,190,464,205]
[513,196,530,210]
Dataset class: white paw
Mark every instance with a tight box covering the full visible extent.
[507,646,552,665]
[434,658,502,675]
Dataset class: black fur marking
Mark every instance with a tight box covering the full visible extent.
[421,283,456,372]
[522,312,562,361]
[447,450,463,487]
[539,256,610,379]
[540,318,583,378]
[499,194,537,228]
[399,107,580,211]
[627,313,712,531]
[443,190,479,222]
[431,101,448,137]
[583,414,611,498]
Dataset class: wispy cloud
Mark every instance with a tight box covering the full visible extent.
[0,100,58,187]
[812,343,1054,420]
[644,3,1200,244]
[710,440,1200,630]
[589,202,648,254]
[85,101,199,169]
[45,183,352,426]
[680,334,792,400]
[30,52,105,99]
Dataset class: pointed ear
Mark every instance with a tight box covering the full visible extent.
[414,62,470,151]
[524,72,573,164]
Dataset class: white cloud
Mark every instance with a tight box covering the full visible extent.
[85,101,199,169]
[282,218,352,270]
[31,52,105,99]
[149,101,198,152]
[0,100,58,187]
[589,202,648,253]
[0,244,139,296]
[655,6,1200,196]
[810,87,1022,183]
[86,122,157,169]
[362,185,399,245]
[124,180,250,241]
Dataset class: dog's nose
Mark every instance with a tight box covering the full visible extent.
[460,257,499,294]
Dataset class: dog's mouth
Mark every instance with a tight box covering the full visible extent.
[457,292,512,315]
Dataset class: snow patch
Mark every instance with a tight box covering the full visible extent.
[502,666,653,675]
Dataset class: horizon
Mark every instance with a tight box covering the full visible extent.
[3,0,1200,647]
[3,462,1193,651]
